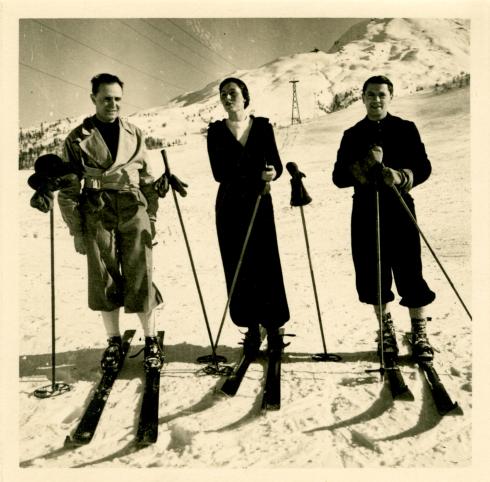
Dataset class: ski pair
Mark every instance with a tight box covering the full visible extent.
[220,330,284,411]
[403,332,462,416]
[65,330,164,448]
[379,336,462,416]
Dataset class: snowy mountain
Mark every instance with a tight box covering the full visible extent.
[19,18,469,169]
[132,18,469,138]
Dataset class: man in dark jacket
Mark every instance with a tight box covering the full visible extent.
[332,75,435,361]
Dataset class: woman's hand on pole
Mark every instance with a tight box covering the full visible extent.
[261,166,276,182]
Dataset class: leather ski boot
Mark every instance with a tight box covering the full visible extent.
[376,313,399,359]
[144,336,164,371]
[101,335,123,371]
[411,317,434,361]
[266,327,285,358]
[241,325,262,359]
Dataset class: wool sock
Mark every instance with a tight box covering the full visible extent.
[101,309,121,338]
[137,310,156,338]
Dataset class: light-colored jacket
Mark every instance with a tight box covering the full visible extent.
[58,116,157,235]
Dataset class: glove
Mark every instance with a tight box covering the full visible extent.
[289,171,312,207]
[154,173,170,198]
[150,220,157,240]
[381,167,403,187]
[349,145,384,185]
[169,174,188,197]
[366,145,383,164]
[30,190,54,213]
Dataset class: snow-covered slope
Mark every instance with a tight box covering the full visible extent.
[17,85,471,471]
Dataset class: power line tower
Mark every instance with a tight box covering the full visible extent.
[289,80,302,125]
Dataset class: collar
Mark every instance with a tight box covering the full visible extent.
[81,116,136,137]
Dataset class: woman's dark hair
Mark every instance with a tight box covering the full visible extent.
[219,77,250,108]
[362,75,394,96]
[91,73,124,95]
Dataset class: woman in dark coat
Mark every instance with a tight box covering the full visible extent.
[207,77,290,356]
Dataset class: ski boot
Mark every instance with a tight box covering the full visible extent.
[411,317,434,361]
[241,325,262,359]
[376,313,399,359]
[101,335,123,372]
[144,336,164,372]
[266,327,286,358]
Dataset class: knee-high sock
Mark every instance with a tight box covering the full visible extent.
[373,303,391,322]
[137,310,156,338]
[101,309,121,338]
[409,306,427,320]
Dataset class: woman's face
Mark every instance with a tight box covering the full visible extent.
[220,82,246,114]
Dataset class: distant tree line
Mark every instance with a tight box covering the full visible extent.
[433,72,470,93]
[19,137,63,170]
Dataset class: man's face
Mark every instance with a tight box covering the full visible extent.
[91,82,122,123]
[362,83,392,121]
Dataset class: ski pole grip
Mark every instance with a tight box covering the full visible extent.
[286,161,299,177]
[161,149,171,175]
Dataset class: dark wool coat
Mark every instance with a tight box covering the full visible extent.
[207,116,290,328]
[332,113,436,307]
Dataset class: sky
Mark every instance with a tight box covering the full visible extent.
[18,18,363,128]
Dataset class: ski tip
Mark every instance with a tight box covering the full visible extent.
[64,434,89,448]
[136,436,157,447]
[395,389,415,402]
[219,382,239,398]
[261,402,281,412]
[439,402,464,417]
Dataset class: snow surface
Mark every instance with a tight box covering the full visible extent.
[17,86,472,474]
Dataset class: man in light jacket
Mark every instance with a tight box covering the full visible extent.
[58,73,164,372]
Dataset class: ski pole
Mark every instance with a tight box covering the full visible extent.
[160,150,227,368]
[374,188,386,377]
[391,185,472,321]
[364,187,388,381]
[33,205,71,398]
[27,154,72,398]
[285,162,340,362]
[211,183,267,354]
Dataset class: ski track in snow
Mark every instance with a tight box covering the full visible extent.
[17,87,471,471]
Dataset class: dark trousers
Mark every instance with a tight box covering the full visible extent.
[351,189,435,308]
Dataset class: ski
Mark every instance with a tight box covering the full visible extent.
[136,331,165,446]
[219,329,266,397]
[65,329,136,447]
[384,354,415,401]
[261,329,285,411]
[404,333,463,416]
[219,352,254,397]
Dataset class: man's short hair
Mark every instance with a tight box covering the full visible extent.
[362,75,394,96]
[91,73,124,95]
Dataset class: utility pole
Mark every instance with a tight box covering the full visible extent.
[289,80,301,125]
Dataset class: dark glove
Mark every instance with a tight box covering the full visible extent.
[154,173,170,198]
[290,171,312,206]
[27,154,79,213]
[349,145,384,185]
[169,174,188,197]
[30,190,54,213]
